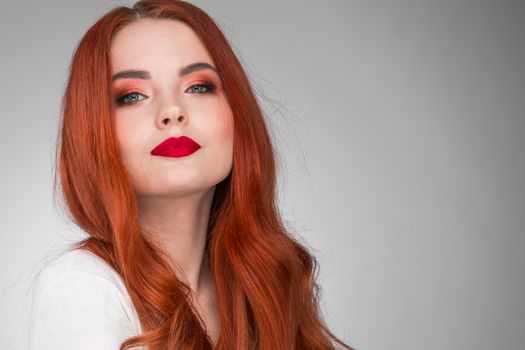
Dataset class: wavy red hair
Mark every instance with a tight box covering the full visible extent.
[53,0,355,349]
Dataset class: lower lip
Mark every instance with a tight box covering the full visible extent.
[151,147,200,158]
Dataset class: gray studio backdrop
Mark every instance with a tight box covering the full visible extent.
[1,0,524,349]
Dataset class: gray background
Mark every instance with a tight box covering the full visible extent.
[1,0,524,349]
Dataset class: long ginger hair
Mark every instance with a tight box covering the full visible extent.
[54,0,355,349]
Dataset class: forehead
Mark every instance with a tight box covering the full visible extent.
[110,18,213,72]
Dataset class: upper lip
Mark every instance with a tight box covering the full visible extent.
[150,136,201,154]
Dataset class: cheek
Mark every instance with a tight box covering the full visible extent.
[214,108,234,170]
[189,99,234,147]
[210,101,234,142]
[113,116,145,161]
[218,113,234,143]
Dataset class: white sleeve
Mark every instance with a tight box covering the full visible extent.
[29,271,138,350]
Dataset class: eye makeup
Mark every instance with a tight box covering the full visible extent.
[113,85,148,106]
[111,70,222,106]
[185,80,217,94]
[184,70,221,90]
[116,91,147,106]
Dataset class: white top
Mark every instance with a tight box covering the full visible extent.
[29,248,144,350]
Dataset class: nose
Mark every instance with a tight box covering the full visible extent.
[156,105,187,128]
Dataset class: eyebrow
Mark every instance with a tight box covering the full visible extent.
[111,62,218,81]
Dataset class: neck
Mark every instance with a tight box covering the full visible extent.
[137,186,215,296]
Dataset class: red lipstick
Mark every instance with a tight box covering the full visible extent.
[151,136,201,158]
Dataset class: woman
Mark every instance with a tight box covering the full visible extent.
[29,1,355,349]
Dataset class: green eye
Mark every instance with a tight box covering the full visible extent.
[116,92,147,106]
[186,83,217,94]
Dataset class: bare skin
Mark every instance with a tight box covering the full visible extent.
[110,18,233,343]
[190,257,220,345]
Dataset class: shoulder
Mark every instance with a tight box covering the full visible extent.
[29,248,143,349]
[34,248,123,289]
[31,248,134,316]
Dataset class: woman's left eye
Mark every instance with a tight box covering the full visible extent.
[185,83,217,94]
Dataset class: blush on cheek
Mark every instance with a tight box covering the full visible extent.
[222,110,235,139]
[207,112,233,142]
[114,120,142,154]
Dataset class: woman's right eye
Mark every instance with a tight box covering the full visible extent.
[116,92,148,106]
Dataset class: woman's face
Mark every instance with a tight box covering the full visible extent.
[109,19,234,199]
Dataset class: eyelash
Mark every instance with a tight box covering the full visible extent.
[115,82,217,106]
